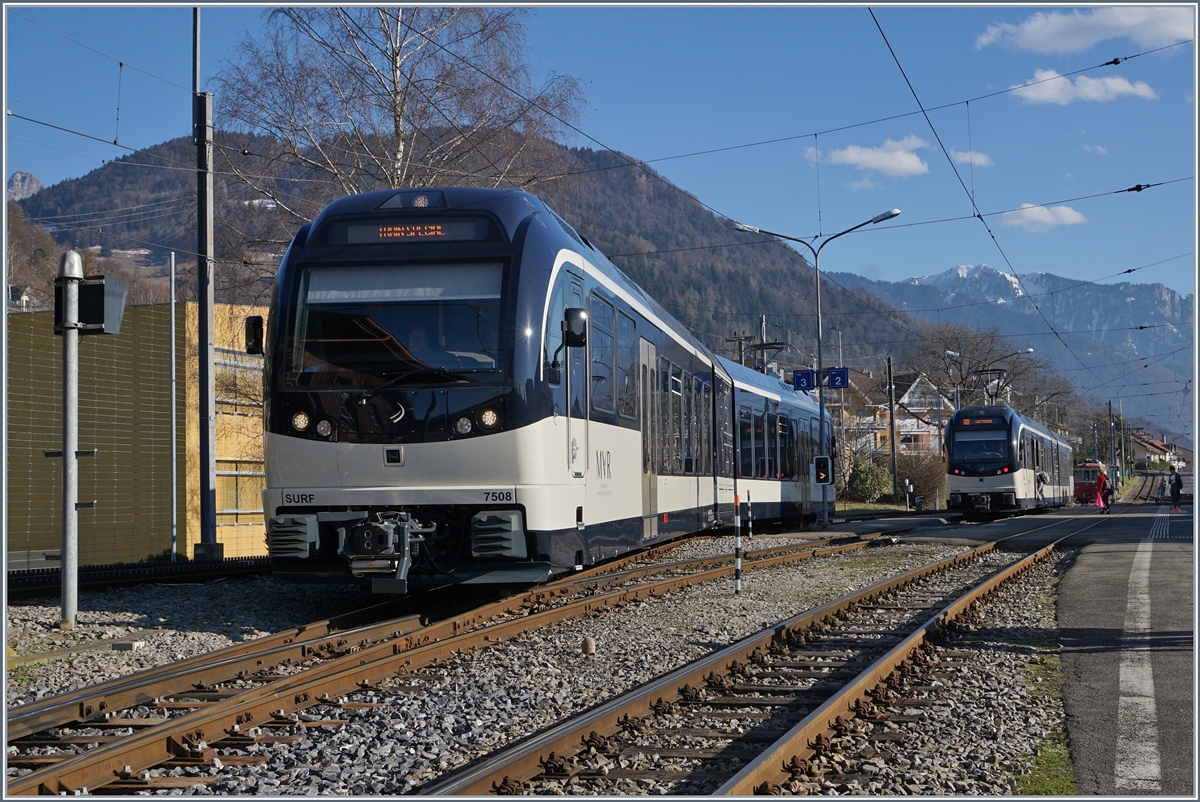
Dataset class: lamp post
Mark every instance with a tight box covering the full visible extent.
[734,208,901,527]
[944,348,1033,407]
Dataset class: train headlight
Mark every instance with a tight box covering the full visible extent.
[315,420,332,437]
[455,416,473,435]
[478,408,500,429]
[291,411,311,432]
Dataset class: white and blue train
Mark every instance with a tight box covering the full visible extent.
[945,405,1073,513]
[253,187,831,593]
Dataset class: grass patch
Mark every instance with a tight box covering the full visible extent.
[8,664,37,684]
[1014,583,1077,795]
[1016,731,1077,795]
[836,502,909,516]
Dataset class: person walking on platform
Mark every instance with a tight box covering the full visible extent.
[1095,469,1111,514]
[1167,465,1184,512]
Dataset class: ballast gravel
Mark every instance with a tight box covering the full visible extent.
[4,537,1074,795]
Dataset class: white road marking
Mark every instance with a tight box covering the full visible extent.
[1113,508,1164,793]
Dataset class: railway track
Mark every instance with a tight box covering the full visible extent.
[1127,471,1166,504]
[5,530,873,795]
[424,516,1105,796]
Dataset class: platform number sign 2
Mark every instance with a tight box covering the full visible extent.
[827,368,849,389]
[813,455,833,485]
[793,370,816,391]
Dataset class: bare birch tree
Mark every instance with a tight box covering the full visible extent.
[211,7,585,278]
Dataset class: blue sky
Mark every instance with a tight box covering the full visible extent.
[4,5,1197,297]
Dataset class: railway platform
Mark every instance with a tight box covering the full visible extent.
[1056,503,1193,795]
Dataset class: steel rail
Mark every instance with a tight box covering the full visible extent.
[421,510,1107,795]
[6,534,875,794]
[418,542,1001,795]
[5,599,415,742]
[7,531,852,742]
[715,521,1099,794]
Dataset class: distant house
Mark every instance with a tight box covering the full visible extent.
[1130,432,1172,469]
[820,368,953,463]
[1167,441,1192,471]
[7,284,39,311]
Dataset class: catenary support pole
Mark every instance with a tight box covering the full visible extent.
[170,252,178,563]
[195,8,218,551]
[58,250,83,629]
[888,355,899,502]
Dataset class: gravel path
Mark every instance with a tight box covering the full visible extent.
[4,539,1074,795]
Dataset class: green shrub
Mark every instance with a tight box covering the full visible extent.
[848,458,890,503]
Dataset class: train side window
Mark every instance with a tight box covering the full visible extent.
[701,380,711,475]
[686,372,696,475]
[670,364,683,474]
[767,413,779,478]
[642,365,651,471]
[616,312,637,420]
[809,418,819,471]
[738,407,753,478]
[589,294,615,414]
[780,416,794,480]
[658,357,671,474]
[543,277,567,385]
[754,412,766,478]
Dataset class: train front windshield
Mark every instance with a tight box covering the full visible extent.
[950,429,1010,466]
[286,262,505,387]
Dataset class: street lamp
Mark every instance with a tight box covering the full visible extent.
[944,348,1033,406]
[734,208,901,528]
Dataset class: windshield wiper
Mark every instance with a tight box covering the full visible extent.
[352,366,468,404]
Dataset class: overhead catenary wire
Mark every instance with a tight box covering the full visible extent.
[10,10,193,93]
[868,7,1111,392]
[12,16,1193,428]
[530,38,1194,182]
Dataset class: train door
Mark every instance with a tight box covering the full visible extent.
[640,338,658,541]
[567,279,587,479]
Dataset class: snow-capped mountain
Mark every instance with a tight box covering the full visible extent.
[7,171,43,203]
[836,263,1192,357]
[828,264,1194,430]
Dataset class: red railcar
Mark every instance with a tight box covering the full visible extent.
[1073,459,1105,503]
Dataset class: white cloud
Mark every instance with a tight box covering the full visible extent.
[950,148,993,167]
[976,8,1193,54]
[999,203,1087,231]
[1012,69,1158,105]
[1082,144,1108,155]
[824,135,930,177]
[849,176,880,192]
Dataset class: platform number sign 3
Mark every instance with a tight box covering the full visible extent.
[793,370,816,391]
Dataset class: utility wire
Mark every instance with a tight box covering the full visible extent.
[534,38,1193,182]
[869,7,1107,391]
[9,10,193,93]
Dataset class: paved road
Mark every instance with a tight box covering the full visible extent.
[1058,502,1194,795]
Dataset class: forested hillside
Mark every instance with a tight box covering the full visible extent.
[537,148,919,367]
[16,140,921,368]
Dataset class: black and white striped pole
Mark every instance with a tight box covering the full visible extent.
[747,489,754,540]
[733,494,742,594]
[57,250,83,630]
